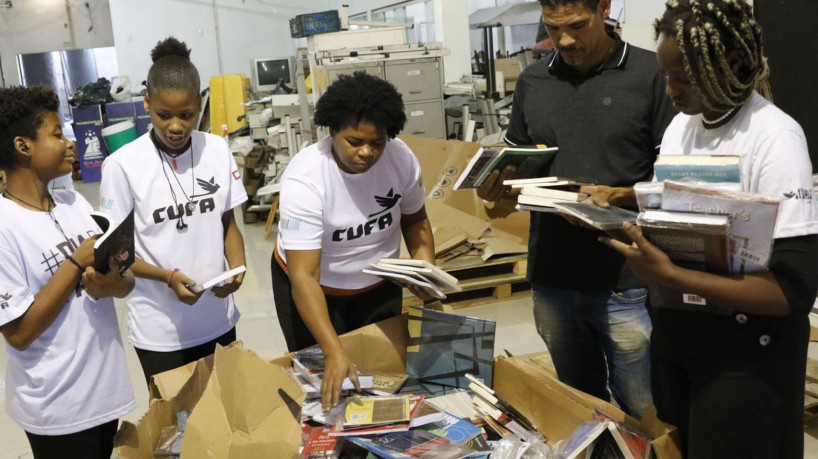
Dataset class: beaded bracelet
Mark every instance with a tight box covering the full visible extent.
[166,268,181,287]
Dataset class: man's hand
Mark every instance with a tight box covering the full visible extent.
[580,185,634,208]
[477,165,518,202]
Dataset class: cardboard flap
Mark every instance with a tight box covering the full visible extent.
[401,135,530,258]
[493,356,682,459]
[115,399,178,458]
[180,343,306,458]
[339,314,408,374]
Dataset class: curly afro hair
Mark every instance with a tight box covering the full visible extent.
[147,36,200,98]
[0,86,60,172]
[314,72,406,139]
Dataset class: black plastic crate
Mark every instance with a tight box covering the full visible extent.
[289,10,341,38]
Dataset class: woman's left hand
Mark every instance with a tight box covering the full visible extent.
[82,258,135,299]
[211,271,245,298]
[598,222,677,284]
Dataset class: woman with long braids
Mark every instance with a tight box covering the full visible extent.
[602,0,818,456]
[99,36,248,386]
[0,86,135,458]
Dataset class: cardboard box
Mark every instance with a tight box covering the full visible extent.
[277,315,682,459]
[493,355,682,459]
[115,342,306,459]
[400,136,529,260]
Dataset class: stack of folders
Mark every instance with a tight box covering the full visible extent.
[363,258,462,300]
[505,177,593,212]
[466,373,536,439]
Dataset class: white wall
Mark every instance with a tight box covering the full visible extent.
[109,0,334,89]
[0,0,114,87]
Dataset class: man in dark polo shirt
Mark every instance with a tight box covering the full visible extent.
[479,0,675,418]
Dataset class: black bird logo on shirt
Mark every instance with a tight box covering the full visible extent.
[368,188,402,217]
[191,177,221,198]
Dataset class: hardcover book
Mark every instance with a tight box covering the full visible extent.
[549,201,639,231]
[653,154,741,183]
[406,307,496,394]
[90,209,135,275]
[453,145,558,190]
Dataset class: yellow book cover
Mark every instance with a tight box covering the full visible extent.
[344,395,411,427]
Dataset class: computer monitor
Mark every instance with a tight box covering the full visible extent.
[251,56,297,92]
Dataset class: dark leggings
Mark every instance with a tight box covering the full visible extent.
[25,419,118,459]
[271,255,402,352]
[134,327,237,386]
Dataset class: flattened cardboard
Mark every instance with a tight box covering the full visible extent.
[400,136,529,259]
[115,342,306,459]
[492,355,682,459]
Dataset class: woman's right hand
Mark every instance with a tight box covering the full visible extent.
[70,235,99,268]
[321,348,360,412]
[167,270,203,306]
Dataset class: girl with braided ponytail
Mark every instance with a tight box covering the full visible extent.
[601,0,818,456]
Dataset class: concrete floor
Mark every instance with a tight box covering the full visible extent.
[1,181,817,458]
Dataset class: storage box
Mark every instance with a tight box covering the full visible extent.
[114,342,306,459]
[290,10,341,38]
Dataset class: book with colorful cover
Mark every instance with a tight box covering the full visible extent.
[653,154,741,183]
[453,145,558,190]
[292,347,374,391]
[660,180,780,273]
[328,395,425,437]
[348,429,479,459]
[301,425,342,459]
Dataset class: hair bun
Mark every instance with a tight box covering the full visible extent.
[150,36,191,63]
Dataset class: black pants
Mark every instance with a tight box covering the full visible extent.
[25,419,118,459]
[271,255,402,351]
[134,327,237,386]
[651,307,808,459]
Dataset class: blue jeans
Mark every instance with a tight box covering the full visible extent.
[532,285,653,418]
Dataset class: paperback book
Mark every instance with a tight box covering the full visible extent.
[292,347,374,392]
[453,145,558,190]
[347,429,479,459]
[363,265,446,300]
[637,210,732,314]
[90,209,135,275]
[653,154,741,183]
[661,180,780,273]
[375,259,461,293]
[188,265,247,294]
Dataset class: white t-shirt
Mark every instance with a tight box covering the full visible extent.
[277,136,426,289]
[660,91,818,239]
[0,191,134,435]
[99,131,247,351]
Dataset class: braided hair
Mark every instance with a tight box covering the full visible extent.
[655,0,772,111]
[146,37,200,98]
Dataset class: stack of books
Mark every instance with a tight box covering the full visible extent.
[363,258,462,300]
[466,374,535,439]
[505,176,593,212]
[291,347,374,397]
[453,145,558,190]
[637,180,780,313]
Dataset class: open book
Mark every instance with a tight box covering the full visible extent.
[453,145,558,190]
[188,265,247,294]
[90,210,135,275]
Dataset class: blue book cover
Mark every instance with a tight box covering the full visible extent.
[406,307,496,395]
[70,105,105,183]
[654,155,741,183]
